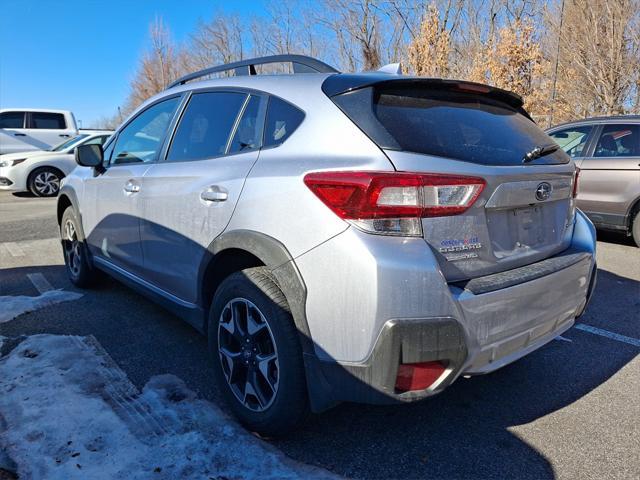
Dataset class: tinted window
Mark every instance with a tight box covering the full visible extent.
[112,97,181,165]
[51,134,88,152]
[103,139,115,165]
[0,111,25,128]
[31,112,66,129]
[333,85,569,166]
[263,97,304,148]
[84,135,111,146]
[548,126,593,158]
[167,92,246,162]
[229,96,263,154]
[594,124,640,157]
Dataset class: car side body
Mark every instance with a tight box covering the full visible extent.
[547,116,640,245]
[57,56,597,434]
[0,131,112,196]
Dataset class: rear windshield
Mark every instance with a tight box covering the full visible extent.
[332,85,569,166]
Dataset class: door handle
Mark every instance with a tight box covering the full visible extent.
[201,185,228,202]
[124,180,140,194]
[59,134,70,138]
[13,133,26,137]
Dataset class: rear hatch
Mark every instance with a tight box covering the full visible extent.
[326,76,577,281]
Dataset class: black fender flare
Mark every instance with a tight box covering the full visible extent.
[57,186,96,268]
[57,185,89,242]
[202,230,312,348]
[57,185,81,226]
[204,230,336,411]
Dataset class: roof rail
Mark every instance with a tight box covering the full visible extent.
[167,54,340,89]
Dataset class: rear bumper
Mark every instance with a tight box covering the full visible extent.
[457,250,593,375]
[302,210,596,411]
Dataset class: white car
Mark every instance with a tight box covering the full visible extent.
[0,109,79,155]
[0,131,112,197]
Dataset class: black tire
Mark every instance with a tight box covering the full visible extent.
[60,206,100,287]
[632,211,640,248]
[208,267,308,436]
[28,167,63,197]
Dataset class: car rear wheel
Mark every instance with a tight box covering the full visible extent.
[632,211,640,248]
[61,207,100,287]
[28,167,63,197]
[208,267,308,436]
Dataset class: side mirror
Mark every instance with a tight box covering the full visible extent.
[75,144,105,172]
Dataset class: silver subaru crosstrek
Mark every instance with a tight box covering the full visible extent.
[58,55,597,435]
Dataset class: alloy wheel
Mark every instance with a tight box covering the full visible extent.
[218,298,280,412]
[34,171,60,196]
[63,219,81,277]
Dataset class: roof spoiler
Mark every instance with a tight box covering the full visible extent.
[321,74,525,110]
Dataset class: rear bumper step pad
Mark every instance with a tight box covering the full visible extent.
[452,249,592,295]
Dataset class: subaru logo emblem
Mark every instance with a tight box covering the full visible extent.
[535,182,552,201]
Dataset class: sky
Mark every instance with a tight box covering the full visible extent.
[0,0,265,128]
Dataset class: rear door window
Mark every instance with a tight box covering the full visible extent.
[594,124,640,157]
[30,112,66,129]
[167,92,246,162]
[263,97,304,148]
[228,95,263,154]
[332,85,569,166]
[0,111,25,128]
[548,126,593,158]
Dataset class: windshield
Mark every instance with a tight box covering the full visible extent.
[332,85,570,166]
[49,134,89,152]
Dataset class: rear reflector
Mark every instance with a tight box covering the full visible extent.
[304,171,485,236]
[572,167,580,198]
[395,361,447,392]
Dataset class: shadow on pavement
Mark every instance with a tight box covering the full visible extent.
[596,228,636,247]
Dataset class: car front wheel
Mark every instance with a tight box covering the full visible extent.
[208,267,308,436]
[28,167,63,197]
[60,206,100,287]
[632,211,640,247]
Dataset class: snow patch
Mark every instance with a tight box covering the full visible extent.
[0,335,337,479]
[0,290,83,323]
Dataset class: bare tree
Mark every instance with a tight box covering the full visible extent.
[126,17,186,110]
[120,1,639,126]
[320,0,384,71]
[406,3,452,77]
[189,13,245,71]
[550,0,640,121]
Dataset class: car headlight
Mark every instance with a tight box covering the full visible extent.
[0,158,26,168]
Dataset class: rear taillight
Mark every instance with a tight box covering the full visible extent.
[572,167,580,198]
[304,171,485,236]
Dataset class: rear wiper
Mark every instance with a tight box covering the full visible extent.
[522,143,559,163]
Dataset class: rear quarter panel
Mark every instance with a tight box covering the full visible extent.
[225,82,394,259]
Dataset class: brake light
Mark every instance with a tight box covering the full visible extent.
[304,171,485,236]
[455,82,491,94]
[572,167,580,198]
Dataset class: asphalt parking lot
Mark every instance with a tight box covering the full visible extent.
[1,190,638,480]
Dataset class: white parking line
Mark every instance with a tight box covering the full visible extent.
[575,324,640,348]
[554,335,573,343]
[26,273,54,294]
[4,242,25,257]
